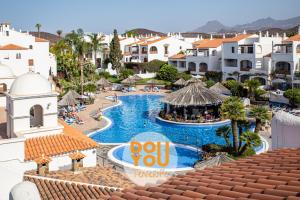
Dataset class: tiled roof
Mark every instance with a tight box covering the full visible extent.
[194,38,228,48]
[285,34,300,42]
[223,34,254,43]
[109,148,300,200]
[169,53,186,59]
[24,120,98,161]
[69,151,86,160]
[0,44,28,50]
[139,37,169,46]
[24,176,120,200]
[35,37,49,42]
[34,154,51,164]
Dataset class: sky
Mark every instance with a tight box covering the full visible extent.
[1,0,300,34]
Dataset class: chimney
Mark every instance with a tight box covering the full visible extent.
[298,26,300,34]
[223,33,226,39]
[210,34,213,40]
[200,35,203,40]
[266,31,269,37]
[276,32,279,37]
[259,31,262,38]
[243,30,247,34]
[283,32,287,38]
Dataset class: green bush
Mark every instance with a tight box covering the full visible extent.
[205,80,215,88]
[284,89,300,107]
[98,71,111,79]
[202,143,226,153]
[177,72,192,81]
[83,83,97,92]
[156,64,178,82]
[205,71,223,82]
[223,80,243,96]
[119,68,134,80]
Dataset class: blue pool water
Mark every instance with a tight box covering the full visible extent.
[91,95,232,146]
[112,144,200,169]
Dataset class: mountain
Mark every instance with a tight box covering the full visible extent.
[193,20,228,33]
[191,16,300,33]
[124,28,166,37]
[29,31,62,44]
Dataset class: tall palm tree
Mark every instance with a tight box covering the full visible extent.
[216,125,231,149]
[249,106,270,133]
[245,79,261,100]
[221,96,246,154]
[88,33,104,68]
[56,30,63,37]
[239,131,261,155]
[35,23,42,38]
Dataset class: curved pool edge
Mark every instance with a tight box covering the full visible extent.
[108,143,199,172]
[256,135,269,154]
[156,116,231,126]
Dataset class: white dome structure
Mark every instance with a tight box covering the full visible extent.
[9,72,52,96]
[10,181,41,200]
[0,63,15,79]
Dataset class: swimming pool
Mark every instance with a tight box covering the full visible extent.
[108,143,200,170]
[90,95,233,146]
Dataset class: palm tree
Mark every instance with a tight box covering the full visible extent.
[88,33,104,68]
[249,106,270,133]
[216,125,231,149]
[245,79,261,100]
[239,131,261,155]
[221,96,246,154]
[56,30,63,37]
[35,23,42,38]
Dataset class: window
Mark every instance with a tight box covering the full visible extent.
[28,59,34,66]
[231,47,235,53]
[29,45,33,49]
[241,46,245,53]
[248,46,254,54]
[164,46,169,55]
[150,46,158,54]
[5,31,9,36]
[212,50,217,56]
[16,53,21,59]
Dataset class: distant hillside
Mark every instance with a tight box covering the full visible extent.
[124,28,166,37]
[247,26,299,37]
[191,16,300,33]
[29,31,62,44]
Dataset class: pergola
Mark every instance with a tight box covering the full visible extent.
[161,82,224,122]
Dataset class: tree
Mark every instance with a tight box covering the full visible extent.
[88,33,104,68]
[109,29,123,76]
[120,68,134,80]
[35,23,42,37]
[216,125,231,149]
[249,106,270,133]
[245,79,261,100]
[239,131,261,155]
[156,64,178,82]
[284,89,300,107]
[223,80,243,96]
[56,30,63,37]
[221,96,246,154]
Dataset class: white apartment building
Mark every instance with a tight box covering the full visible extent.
[123,36,192,63]
[169,37,225,76]
[222,33,283,85]
[271,29,300,81]
[0,23,56,78]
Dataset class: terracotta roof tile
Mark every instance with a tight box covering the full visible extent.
[0,44,28,50]
[139,36,169,46]
[285,34,300,42]
[35,37,49,42]
[24,120,98,160]
[24,176,119,200]
[109,148,300,200]
[169,53,186,59]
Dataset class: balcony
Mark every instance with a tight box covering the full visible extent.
[240,60,252,71]
[238,45,254,54]
[273,44,293,54]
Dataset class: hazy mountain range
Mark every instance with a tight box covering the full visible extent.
[193,16,300,33]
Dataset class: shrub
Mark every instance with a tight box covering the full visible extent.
[202,143,226,153]
[156,64,178,82]
[83,83,97,93]
[205,71,223,82]
[98,71,111,79]
[119,68,134,80]
[284,89,300,107]
[177,72,192,81]
[223,80,244,97]
[205,80,215,88]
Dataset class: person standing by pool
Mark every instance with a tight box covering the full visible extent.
[114,93,118,102]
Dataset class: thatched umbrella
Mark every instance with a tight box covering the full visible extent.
[147,79,159,90]
[58,90,80,106]
[209,82,231,95]
[162,82,224,106]
[187,77,206,86]
[97,77,111,88]
[131,74,142,81]
[194,152,234,170]
[121,77,136,85]
[173,78,187,87]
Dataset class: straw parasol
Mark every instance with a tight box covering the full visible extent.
[162,82,224,106]
[97,77,111,87]
[58,90,80,106]
[121,77,136,85]
[130,74,142,81]
[173,78,187,86]
[186,77,206,86]
[194,152,234,170]
[209,82,231,95]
